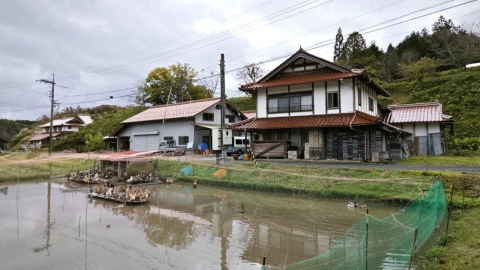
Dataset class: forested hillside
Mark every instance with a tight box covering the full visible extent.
[0,119,35,140]
[380,67,480,138]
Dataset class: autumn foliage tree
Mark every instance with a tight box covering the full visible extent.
[134,63,214,106]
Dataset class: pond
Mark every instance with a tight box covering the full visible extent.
[0,181,403,269]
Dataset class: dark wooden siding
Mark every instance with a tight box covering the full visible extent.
[326,128,365,160]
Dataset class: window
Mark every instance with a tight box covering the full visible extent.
[235,139,242,145]
[368,97,374,111]
[327,92,339,109]
[178,136,189,145]
[215,104,221,110]
[357,87,362,106]
[226,115,235,123]
[163,136,173,141]
[54,126,57,131]
[268,92,312,113]
[68,126,71,130]
[203,113,214,121]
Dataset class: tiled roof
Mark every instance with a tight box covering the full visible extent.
[122,98,221,123]
[240,72,359,90]
[229,111,379,130]
[29,132,62,141]
[241,110,256,119]
[386,102,453,123]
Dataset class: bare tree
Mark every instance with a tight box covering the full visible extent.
[235,63,267,85]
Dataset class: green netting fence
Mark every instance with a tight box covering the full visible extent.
[285,179,446,270]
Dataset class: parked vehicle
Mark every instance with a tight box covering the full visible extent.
[227,137,250,156]
[158,140,186,153]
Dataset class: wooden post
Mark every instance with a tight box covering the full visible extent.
[408,228,418,270]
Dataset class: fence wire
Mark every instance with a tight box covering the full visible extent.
[284,179,446,270]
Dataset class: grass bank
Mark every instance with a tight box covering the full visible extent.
[417,209,480,270]
[153,159,437,204]
[396,155,480,166]
[0,154,94,182]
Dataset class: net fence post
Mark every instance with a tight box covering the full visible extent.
[408,228,418,270]
[366,209,369,270]
[415,190,425,251]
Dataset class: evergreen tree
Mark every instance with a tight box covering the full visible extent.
[333,27,343,62]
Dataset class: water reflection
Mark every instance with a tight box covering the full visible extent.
[0,181,401,269]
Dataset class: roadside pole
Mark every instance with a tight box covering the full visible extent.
[220,54,226,166]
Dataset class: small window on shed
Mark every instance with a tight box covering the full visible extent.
[178,136,189,145]
[368,97,374,111]
[203,113,214,121]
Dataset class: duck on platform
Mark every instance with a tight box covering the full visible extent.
[193,179,198,188]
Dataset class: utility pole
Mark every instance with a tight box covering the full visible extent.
[220,54,227,165]
[36,74,66,156]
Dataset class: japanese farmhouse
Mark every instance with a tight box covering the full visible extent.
[28,114,92,149]
[230,48,410,161]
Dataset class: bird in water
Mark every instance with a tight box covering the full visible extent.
[193,179,198,188]
[240,204,245,213]
[347,202,358,208]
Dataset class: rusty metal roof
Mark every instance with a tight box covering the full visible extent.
[229,111,379,130]
[386,102,453,123]
[240,71,359,90]
[122,98,221,123]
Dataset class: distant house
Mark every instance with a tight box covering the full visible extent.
[28,114,92,149]
[385,101,453,155]
[112,98,246,152]
[0,137,8,151]
[229,48,410,161]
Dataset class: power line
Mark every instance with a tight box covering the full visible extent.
[0,0,466,89]
[54,0,333,82]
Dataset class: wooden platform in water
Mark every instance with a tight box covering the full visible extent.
[86,192,148,205]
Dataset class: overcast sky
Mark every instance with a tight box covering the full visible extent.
[0,0,478,120]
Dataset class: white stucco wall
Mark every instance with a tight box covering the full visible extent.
[313,82,326,115]
[257,88,267,118]
[340,78,353,113]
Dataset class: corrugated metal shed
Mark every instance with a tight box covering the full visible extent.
[386,102,453,123]
[122,98,222,124]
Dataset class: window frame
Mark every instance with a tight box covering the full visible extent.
[368,97,374,112]
[202,113,214,121]
[178,136,189,145]
[327,92,339,109]
[357,86,362,106]
[226,114,235,123]
[267,91,313,114]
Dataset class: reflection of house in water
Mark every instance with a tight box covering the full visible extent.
[148,185,362,267]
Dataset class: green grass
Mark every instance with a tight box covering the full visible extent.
[0,158,94,182]
[397,155,480,166]
[417,209,480,270]
[155,160,436,203]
